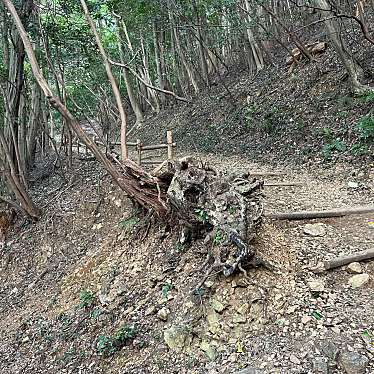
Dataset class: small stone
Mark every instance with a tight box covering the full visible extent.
[145,306,156,316]
[233,313,246,324]
[164,325,192,351]
[237,303,249,315]
[233,368,264,374]
[204,280,214,288]
[211,299,225,313]
[304,223,326,237]
[346,262,362,274]
[348,274,370,289]
[301,315,312,324]
[21,336,30,343]
[320,340,339,361]
[207,309,221,334]
[286,305,298,314]
[339,351,369,374]
[157,307,170,321]
[313,357,329,373]
[308,280,325,292]
[200,341,218,361]
[348,181,359,189]
[289,354,301,365]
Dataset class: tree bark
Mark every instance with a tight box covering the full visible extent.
[80,0,128,160]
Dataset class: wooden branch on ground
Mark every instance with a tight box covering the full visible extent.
[266,206,374,220]
[250,171,286,177]
[314,249,374,272]
[264,182,303,187]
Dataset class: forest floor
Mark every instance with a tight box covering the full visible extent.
[0,151,373,374]
[1,40,374,374]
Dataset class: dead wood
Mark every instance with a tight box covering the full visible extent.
[167,157,266,277]
[266,206,374,220]
[264,182,303,187]
[313,249,374,272]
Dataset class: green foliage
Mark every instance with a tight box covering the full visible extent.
[356,114,374,142]
[195,208,209,224]
[79,290,95,309]
[162,282,173,298]
[213,229,226,245]
[119,216,140,229]
[322,139,346,160]
[244,104,258,128]
[96,325,137,356]
[360,91,374,103]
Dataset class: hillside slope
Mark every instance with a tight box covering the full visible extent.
[134,42,373,166]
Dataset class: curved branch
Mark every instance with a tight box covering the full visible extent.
[109,59,191,103]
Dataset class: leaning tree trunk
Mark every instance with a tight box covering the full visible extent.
[3,0,168,215]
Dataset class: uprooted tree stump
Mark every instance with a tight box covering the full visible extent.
[150,157,269,279]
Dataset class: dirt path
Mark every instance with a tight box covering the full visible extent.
[0,155,373,374]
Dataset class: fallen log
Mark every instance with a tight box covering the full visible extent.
[312,249,374,272]
[266,206,374,220]
[264,182,303,187]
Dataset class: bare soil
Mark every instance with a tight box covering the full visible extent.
[0,152,373,374]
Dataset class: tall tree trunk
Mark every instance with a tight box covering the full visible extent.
[116,18,144,123]
[80,0,128,160]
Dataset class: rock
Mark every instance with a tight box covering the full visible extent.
[339,351,369,374]
[237,303,249,315]
[348,274,370,289]
[211,299,225,313]
[233,313,246,324]
[204,280,214,288]
[207,309,221,334]
[289,354,301,365]
[304,223,326,237]
[346,262,362,274]
[301,315,312,324]
[308,280,325,293]
[157,307,170,321]
[145,306,156,316]
[233,368,264,374]
[200,341,218,361]
[313,357,329,373]
[163,325,191,351]
[320,340,339,361]
[347,181,359,189]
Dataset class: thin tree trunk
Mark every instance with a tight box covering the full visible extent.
[80,0,128,160]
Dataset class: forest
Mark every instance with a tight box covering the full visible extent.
[0,1,373,373]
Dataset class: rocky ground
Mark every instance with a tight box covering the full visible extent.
[0,151,373,374]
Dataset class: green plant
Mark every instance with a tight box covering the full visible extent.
[79,290,95,309]
[322,139,346,160]
[96,335,116,356]
[114,325,136,342]
[119,216,139,229]
[162,282,173,298]
[195,208,209,224]
[320,126,333,141]
[357,114,374,142]
[360,90,374,103]
[213,230,226,245]
[96,325,136,356]
[244,104,258,128]
[228,206,237,214]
